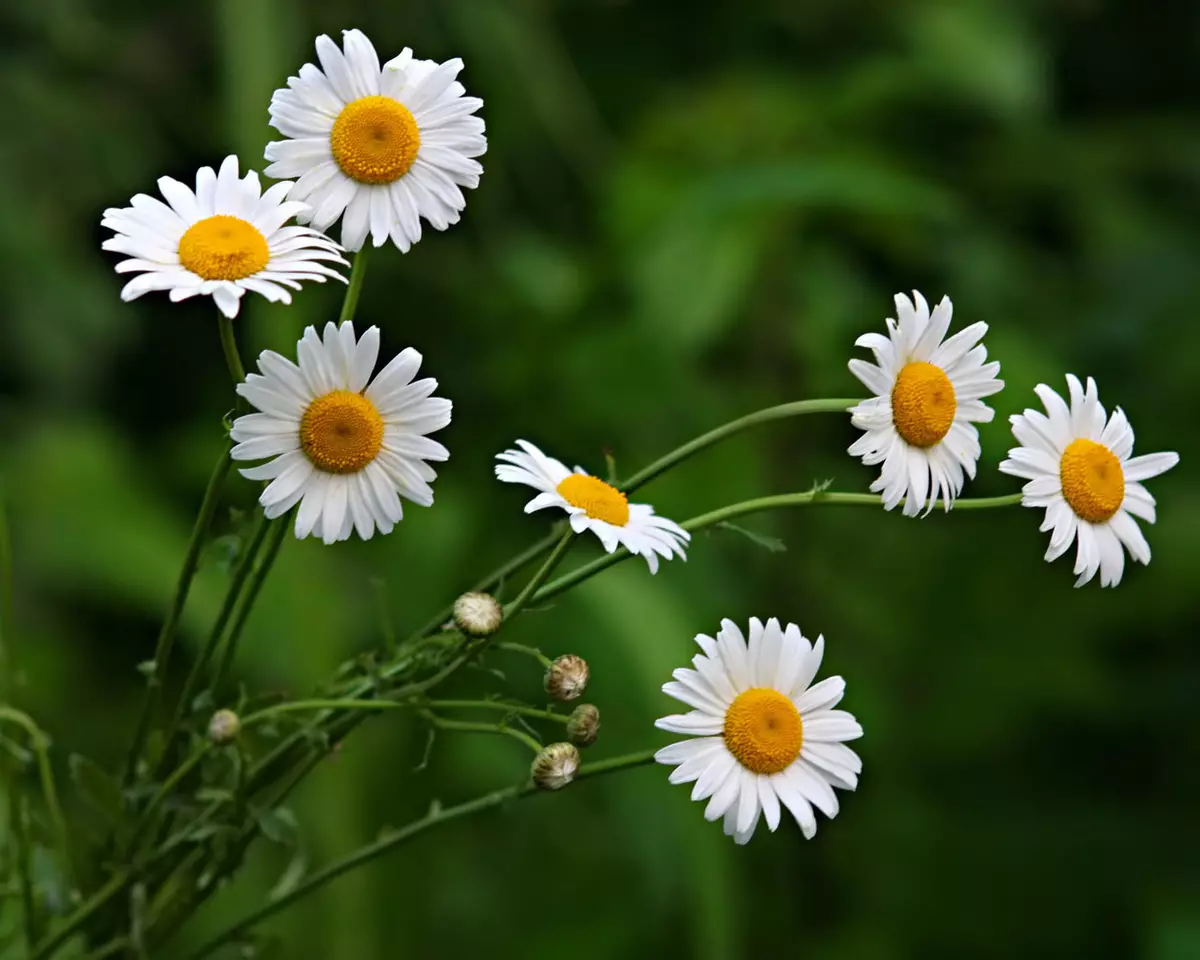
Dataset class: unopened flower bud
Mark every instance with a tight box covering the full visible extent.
[531,742,580,790]
[544,654,589,701]
[566,704,601,747]
[208,709,241,745]
[453,591,503,638]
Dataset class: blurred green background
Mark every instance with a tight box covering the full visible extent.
[2,0,1198,956]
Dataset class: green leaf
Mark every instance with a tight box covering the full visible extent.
[268,849,307,901]
[714,521,787,553]
[255,807,300,846]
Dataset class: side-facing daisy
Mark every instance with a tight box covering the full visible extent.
[999,375,1179,587]
[102,155,346,318]
[495,440,689,573]
[848,292,1004,516]
[230,321,451,544]
[655,618,862,845]
[264,28,486,253]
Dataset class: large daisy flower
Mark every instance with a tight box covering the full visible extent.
[494,440,689,573]
[264,29,486,253]
[848,292,1004,516]
[230,321,451,544]
[101,155,346,318]
[655,618,863,845]
[998,375,1179,587]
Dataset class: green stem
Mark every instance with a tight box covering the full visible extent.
[183,748,657,960]
[210,515,289,695]
[618,398,860,493]
[216,313,247,386]
[162,511,271,764]
[532,490,1024,605]
[0,708,72,892]
[10,790,37,948]
[493,642,553,668]
[127,746,211,853]
[420,710,543,754]
[501,530,575,623]
[123,446,232,787]
[338,248,370,325]
[426,700,568,725]
[29,870,130,960]
[242,699,406,727]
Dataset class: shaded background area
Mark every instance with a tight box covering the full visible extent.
[2,0,1199,956]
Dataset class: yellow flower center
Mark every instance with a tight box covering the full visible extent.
[723,688,802,775]
[891,361,957,448]
[177,215,269,281]
[1060,438,1124,523]
[300,390,384,474]
[330,96,421,185]
[556,474,630,526]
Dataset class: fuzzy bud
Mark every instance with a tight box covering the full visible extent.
[453,591,503,638]
[566,704,601,747]
[208,709,241,745]
[544,654,589,701]
[531,742,580,790]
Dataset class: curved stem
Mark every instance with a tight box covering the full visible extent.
[337,248,370,325]
[619,398,859,493]
[493,642,553,668]
[216,314,247,387]
[501,530,575,623]
[124,446,232,787]
[425,700,569,725]
[183,748,657,960]
[532,490,1024,605]
[0,709,71,891]
[420,711,543,755]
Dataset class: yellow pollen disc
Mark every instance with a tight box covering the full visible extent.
[1060,438,1124,523]
[723,688,802,774]
[556,474,630,527]
[300,390,384,474]
[177,215,269,281]
[891,361,957,448]
[330,96,421,185]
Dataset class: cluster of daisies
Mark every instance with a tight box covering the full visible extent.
[99,28,1179,848]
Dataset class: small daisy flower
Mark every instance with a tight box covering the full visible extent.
[264,28,486,253]
[101,155,346,318]
[230,321,451,544]
[655,618,862,846]
[494,440,689,574]
[999,375,1179,587]
[848,292,1004,516]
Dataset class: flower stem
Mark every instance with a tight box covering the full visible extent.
[501,530,575,623]
[425,700,569,725]
[123,446,233,787]
[338,247,370,325]
[216,314,246,386]
[419,710,543,755]
[532,489,1024,605]
[0,709,72,890]
[494,642,553,668]
[618,398,860,493]
[183,748,657,960]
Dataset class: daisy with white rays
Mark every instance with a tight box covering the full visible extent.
[655,618,862,845]
[230,321,451,544]
[495,440,690,574]
[999,375,1179,587]
[101,155,346,318]
[848,292,1004,516]
[264,28,486,253]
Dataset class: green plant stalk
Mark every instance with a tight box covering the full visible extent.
[426,700,568,725]
[532,490,1025,605]
[500,530,575,622]
[127,746,211,853]
[338,248,370,325]
[123,447,233,787]
[618,398,860,493]
[0,708,72,892]
[216,314,247,387]
[183,749,658,959]
[494,642,553,667]
[210,515,289,696]
[10,790,37,948]
[419,710,543,754]
[29,869,130,960]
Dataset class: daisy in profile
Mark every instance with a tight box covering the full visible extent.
[848,292,1003,516]
[655,618,862,845]
[264,28,486,253]
[101,155,346,318]
[999,375,1179,587]
[495,440,689,573]
[230,321,451,544]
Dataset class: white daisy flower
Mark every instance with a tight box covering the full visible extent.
[998,375,1179,588]
[230,320,451,544]
[101,155,347,318]
[848,291,1004,516]
[494,440,689,574]
[264,28,486,253]
[655,618,862,846]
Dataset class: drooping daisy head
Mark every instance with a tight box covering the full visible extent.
[230,320,451,544]
[848,292,1004,516]
[999,375,1179,588]
[494,440,690,574]
[101,155,347,318]
[655,618,862,845]
[264,28,486,253]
